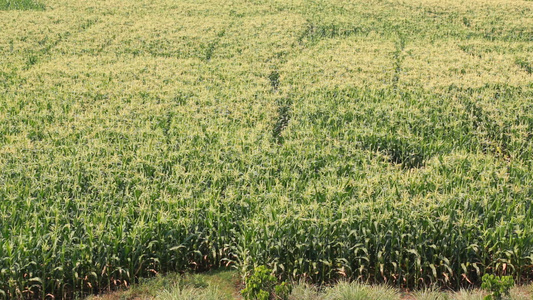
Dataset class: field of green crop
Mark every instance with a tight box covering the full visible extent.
[1,0,533,298]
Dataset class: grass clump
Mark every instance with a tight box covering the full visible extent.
[322,281,398,300]
[0,0,44,10]
[155,284,224,300]
[87,271,238,300]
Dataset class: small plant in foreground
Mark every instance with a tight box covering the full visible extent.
[241,266,291,300]
[481,274,514,300]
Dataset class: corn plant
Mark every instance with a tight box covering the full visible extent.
[1,0,533,298]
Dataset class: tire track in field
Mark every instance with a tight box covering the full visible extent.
[23,18,99,70]
[290,22,430,168]
[391,31,407,89]
[267,59,293,145]
[94,32,117,56]
[268,15,376,146]
[203,24,232,62]
[296,20,369,46]
[460,96,511,160]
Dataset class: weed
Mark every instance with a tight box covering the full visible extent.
[481,274,514,300]
[241,266,291,300]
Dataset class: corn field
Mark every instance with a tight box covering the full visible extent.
[1,0,533,298]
